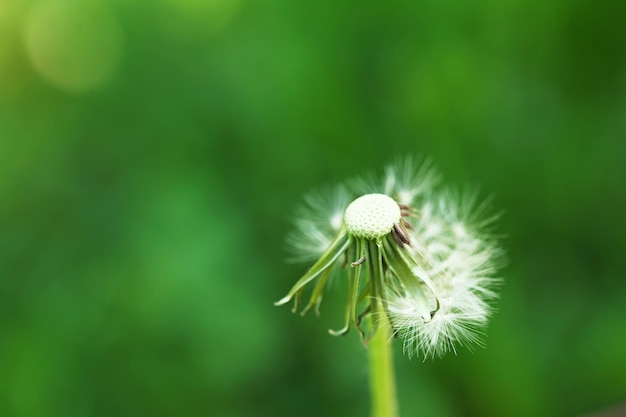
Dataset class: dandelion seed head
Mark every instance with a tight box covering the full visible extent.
[278,156,503,359]
[344,193,400,240]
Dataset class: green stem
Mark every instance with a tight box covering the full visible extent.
[368,311,398,417]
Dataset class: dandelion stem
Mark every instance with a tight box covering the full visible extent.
[368,308,398,417]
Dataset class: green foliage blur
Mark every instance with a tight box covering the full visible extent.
[1,0,625,416]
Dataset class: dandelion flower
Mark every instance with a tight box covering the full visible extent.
[275,157,503,359]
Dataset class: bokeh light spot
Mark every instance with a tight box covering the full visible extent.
[24,0,123,94]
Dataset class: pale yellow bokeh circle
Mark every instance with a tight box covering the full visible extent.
[24,0,123,94]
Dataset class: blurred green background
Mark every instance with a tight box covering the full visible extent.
[1,0,625,416]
